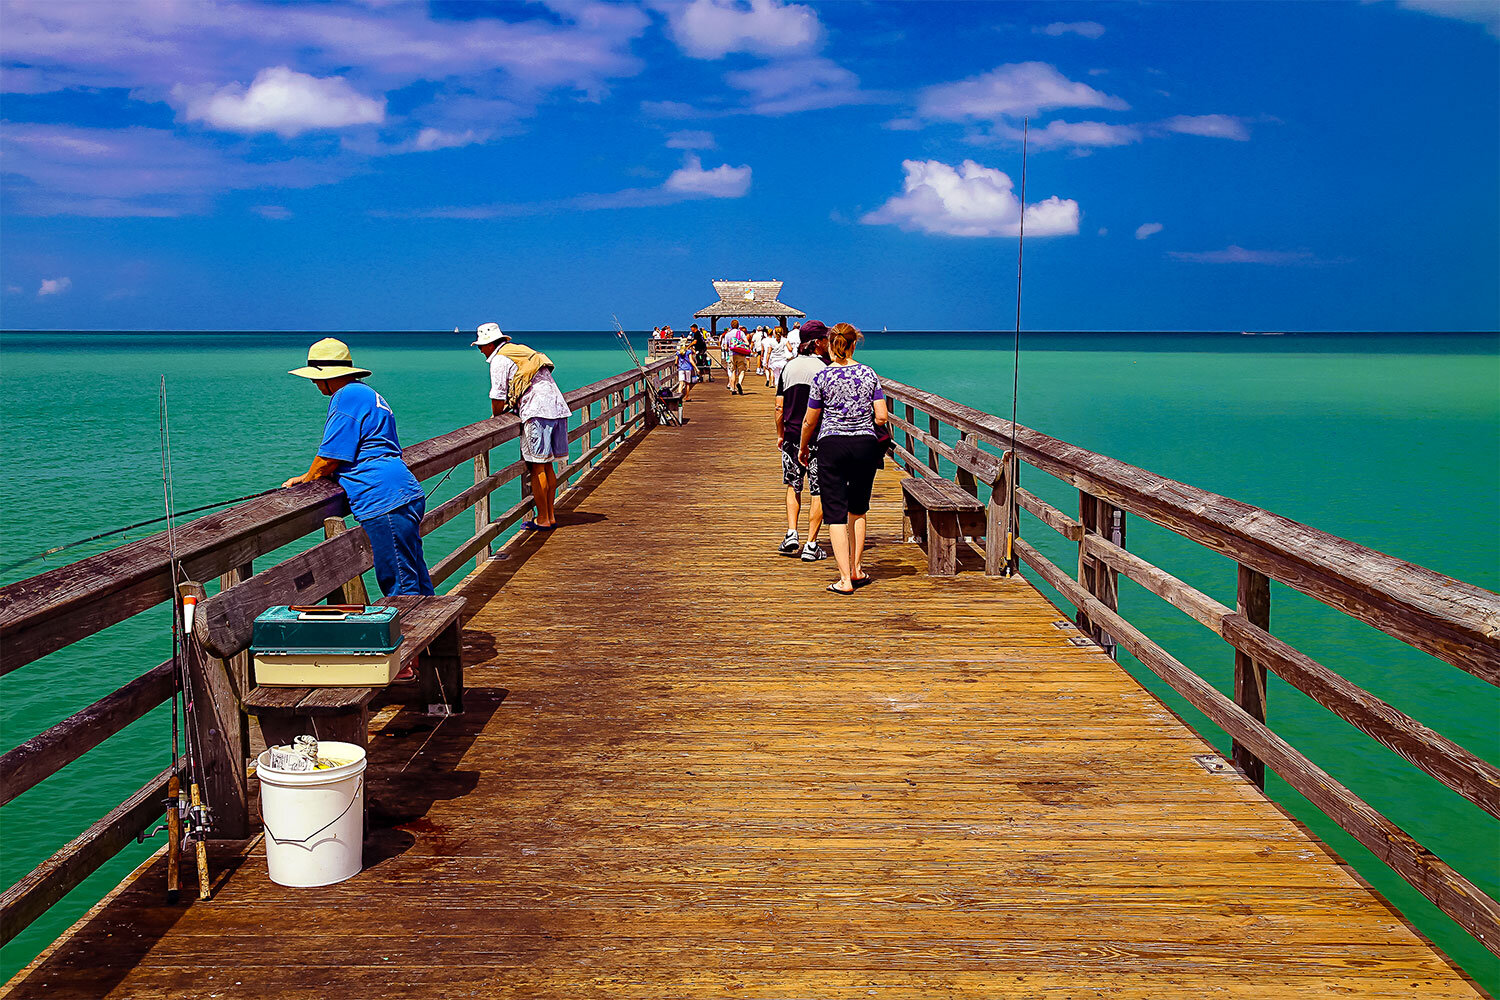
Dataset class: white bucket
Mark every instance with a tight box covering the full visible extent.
[256,740,366,888]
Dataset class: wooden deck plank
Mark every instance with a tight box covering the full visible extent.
[3,384,1482,998]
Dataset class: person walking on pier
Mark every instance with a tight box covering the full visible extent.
[283,338,434,596]
[473,323,570,531]
[676,338,700,403]
[764,326,790,388]
[690,324,712,383]
[724,320,755,395]
[775,321,830,561]
[798,323,888,595]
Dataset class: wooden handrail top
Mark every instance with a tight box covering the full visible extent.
[883,378,1500,682]
[0,362,666,674]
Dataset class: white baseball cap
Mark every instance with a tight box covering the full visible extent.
[472,322,510,347]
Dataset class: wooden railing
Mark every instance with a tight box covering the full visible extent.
[0,359,671,945]
[881,378,1500,957]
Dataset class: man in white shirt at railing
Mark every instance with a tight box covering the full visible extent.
[473,323,571,532]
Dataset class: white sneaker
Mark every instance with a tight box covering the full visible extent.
[800,541,828,561]
[778,530,800,555]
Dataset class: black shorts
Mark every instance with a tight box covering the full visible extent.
[817,434,882,524]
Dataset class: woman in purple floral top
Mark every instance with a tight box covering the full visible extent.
[798,323,889,595]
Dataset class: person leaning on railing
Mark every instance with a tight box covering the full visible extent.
[472,322,570,532]
[282,338,435,596]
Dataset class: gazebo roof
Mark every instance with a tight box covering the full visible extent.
[693,279,806,319]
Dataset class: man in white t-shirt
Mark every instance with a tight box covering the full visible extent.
[786,324,802,356]
[473,322,571,530]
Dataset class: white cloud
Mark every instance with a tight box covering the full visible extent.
[987,119,1141,150]
[1037,21,1105,39]
[1168,246,1318,264]
[0,123,351,216]
[916,62,1127,122]
[1397,0,1500,38]
[861,159,1079,238]
[1135,222,1164,240]
[38,277,72,297]
[174,66,385,137]
[663,154,752,197]
[1160,114,1249,140]
[664,0,822,59]
[666,130,717,149]
[409,128,485,152]
[724,55,873,114]
[395,153,751,217]
[252,205,292,219]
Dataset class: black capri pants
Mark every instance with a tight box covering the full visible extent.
[817,433,883,524]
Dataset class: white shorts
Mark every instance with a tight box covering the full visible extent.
[522,417,568,463]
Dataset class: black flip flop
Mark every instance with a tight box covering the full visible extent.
[826,583,856,596]
[852,576,873,589]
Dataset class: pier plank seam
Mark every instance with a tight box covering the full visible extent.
[3,382,1487,998]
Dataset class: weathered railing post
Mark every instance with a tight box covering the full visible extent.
[1233,565,1271,787]
[955,432,979,497]
[322,520,369,605]
[473,450,491,569]
[177,581,250,839]
[987,451,1017,577]
[1076,495,1124,657]
[927,414,941,474]
[902,402,916,462]
[216,561,254,697]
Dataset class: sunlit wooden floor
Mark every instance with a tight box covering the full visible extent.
[6,377,1481,998]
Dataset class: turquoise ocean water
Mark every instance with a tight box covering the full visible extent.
[1,331,1496,986]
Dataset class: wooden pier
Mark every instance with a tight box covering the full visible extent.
[2,362,1495,997]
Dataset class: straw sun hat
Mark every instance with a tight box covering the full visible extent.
[288,338,372,380]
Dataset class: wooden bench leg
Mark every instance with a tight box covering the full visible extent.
[419,622,465,717]
[927,512,959,576]
[905,501,927,546]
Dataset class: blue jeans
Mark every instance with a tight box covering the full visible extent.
[362,497,434,597]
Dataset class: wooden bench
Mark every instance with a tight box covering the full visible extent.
[902,476,987,576]
[193,517,467,764]
[900,440,1012,576]
[241,594,465,749]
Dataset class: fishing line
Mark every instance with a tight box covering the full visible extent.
[1006,117,1029,577]
[0,489,279,577]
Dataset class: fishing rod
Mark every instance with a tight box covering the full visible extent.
[1005,117,1029,578]
[612,316,680,426]
[158,377,212,901]
[0,488,279,577]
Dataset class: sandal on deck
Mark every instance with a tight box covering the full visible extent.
[852,576,873,589]
[520,520,556,531]
[826,583,857,596]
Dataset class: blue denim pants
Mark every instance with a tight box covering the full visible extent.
[362,497,434,597]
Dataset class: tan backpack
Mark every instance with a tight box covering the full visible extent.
[496,343,556,412]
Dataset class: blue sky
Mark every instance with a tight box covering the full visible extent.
[1,0,1496,332]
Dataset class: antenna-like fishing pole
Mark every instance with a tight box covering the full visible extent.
[1005,117,1029,576]
[159,377,212,900]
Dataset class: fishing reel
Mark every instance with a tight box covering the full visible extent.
[136,795,214,843]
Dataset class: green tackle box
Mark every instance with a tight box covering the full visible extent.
[251,605,405,688]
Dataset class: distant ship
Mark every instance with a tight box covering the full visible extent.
[1241,330,1286,336]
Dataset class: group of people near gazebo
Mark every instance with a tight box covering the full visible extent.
[672,318,891,596]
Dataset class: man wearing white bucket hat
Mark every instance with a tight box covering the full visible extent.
[472,323,570,530]
[283,338,434,597]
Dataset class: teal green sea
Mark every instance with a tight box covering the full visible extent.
[1,331,1496,986]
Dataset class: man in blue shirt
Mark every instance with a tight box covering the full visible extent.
[283,338,434,596]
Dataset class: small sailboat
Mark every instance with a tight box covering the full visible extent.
[454,326,460,334]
